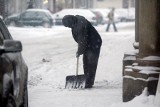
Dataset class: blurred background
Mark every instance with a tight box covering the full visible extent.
[0,0,135,27]
[0,0,135,17]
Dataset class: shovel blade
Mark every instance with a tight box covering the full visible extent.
[65,75,86,89]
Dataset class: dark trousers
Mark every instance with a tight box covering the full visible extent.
[106,22,117,32]
[83,48,100,86]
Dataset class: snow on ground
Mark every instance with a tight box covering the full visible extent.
[8,22,156,107]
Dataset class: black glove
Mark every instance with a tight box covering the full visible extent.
[76,52,80,58]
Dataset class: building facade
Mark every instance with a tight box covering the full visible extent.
[95,0,135,8]
[96,0,123,8]
[0,0,28,18]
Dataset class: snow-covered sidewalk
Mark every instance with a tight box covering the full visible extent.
[8,22,156,107]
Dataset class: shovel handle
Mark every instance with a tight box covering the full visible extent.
[76,57,79,76]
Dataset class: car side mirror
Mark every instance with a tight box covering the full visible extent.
[1,40,22,53]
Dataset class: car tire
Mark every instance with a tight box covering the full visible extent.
[43,22,51,28]
[7,96,16,107]
[9,21,16,27]
[20,86,28,107]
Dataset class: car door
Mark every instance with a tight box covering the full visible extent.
[0,19,28,106]
[35,12,46,26]
[0,19,16,104]
[18,11,37,26]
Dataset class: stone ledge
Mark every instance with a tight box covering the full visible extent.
[123,77,158,102]
[124,70,159,79]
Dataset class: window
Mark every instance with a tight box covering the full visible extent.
[22,11,37,19]
[36,12,46,18]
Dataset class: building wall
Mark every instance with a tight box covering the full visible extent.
[95,0,135,8]
[5,0,28,15]
[95,0,123,8]
[123,0,135,8]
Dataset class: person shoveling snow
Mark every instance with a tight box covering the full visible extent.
[62,15,102,88]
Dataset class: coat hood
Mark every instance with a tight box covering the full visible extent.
[62,15,77,28]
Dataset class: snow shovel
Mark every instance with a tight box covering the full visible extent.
[65,57,86,89]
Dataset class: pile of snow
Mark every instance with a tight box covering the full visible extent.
[111,88,156,107]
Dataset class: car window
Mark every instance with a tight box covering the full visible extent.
[22,11,37,19]
[45,12,52,19]
[37,12,46,18]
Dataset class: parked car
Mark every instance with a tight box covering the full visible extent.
[52,9,97,26]
[0,18,28,107]
[115,8,135,22]
[90,9,109,25]
[4,9,53,28]
[91,8,120,24]
[127,8,135,21]
[90,10,103,25]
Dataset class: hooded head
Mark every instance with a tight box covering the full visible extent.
[62,15,77,28]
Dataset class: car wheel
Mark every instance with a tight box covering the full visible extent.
[7,96,16,107]
[9,21,16,27]
[20,86,28,107]
[43,22,51,28]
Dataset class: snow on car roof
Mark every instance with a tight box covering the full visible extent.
[26,9,51,13]
[26,9,53,16]
[52,9,95,18]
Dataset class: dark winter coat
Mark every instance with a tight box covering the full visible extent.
[62,15,102,56]
[107,8,115,23]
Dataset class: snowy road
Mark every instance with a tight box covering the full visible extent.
[8,23,135,107]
